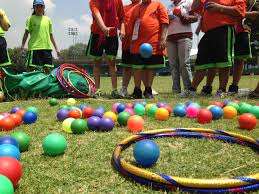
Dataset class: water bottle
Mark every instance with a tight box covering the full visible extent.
[238,88,251,97]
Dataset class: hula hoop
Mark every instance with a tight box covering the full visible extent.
[112,128,259,193]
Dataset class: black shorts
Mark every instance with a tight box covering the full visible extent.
[234,32,252,60]
[195,25,235,70]
[26,50,53,68]
[131,54,165,69]
[86,33,118,60]
[119,49,132,67]
[0,37,11,67]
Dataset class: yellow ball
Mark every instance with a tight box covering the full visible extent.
[207,105,215,110]
[155,108,170,121]
[145,103,156,112]
[67,98,76,106]
[103,111,117,123]
[223,106,237,119]
[62,118,75,133]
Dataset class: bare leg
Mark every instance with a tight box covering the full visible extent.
[93,60,101,89]
[206,69,217,86]
[134,69,142,88]
[232,59,244,86]
[122,67,132,88]
[107,59,117,90]
[191,70,206,90]
[218,67,230,90]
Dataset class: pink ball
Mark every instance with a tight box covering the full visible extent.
[126,103,133,109]
[124,108,135,116]
[1,113,10,118]
[186,105,200,118]
[112,103,120,113]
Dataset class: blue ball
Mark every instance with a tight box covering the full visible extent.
[10,106,21,114]
[0,144,21,160]
[209,106,223,120]
[185,101,193,107]
[140,102,147,107]
[173,105,186,117]
[79,104,87,111]
[0,137,19,148]
[116,104,126,113]
[23,111,37,124]
[133,140,160,167]
[67,106,77,111]
[140,43,153,58]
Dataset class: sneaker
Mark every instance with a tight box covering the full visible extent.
[144,87,154,99]
[228,84,239,95]
[177,90,196,98]
[93,89,103,98]
[111,89,121,99]
[248,90,259,99]
[200,86,212,96]
[130,87,143,99]
[214,88,227,98]
[152,89,159,96]
[119,87,128,98]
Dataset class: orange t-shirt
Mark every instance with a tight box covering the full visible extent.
[89,0,125,35]
[122,2,140,50]
[235,0,249,33]
[195,0,245,32]
[129,2,169,55]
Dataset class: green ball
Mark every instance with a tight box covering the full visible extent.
[147,106,158,117]
[134,104,145,116]
[10,132,31,152]
[71,119,88,134]
[49,98,59,106]
[26,106,38,114]
[190,102,201,109]
[60,105,68,110]
[118,112,131,126]
[227,102,240,112]
[250,106,259,119]
[240,103,252,114]
[42,133,67,156]
[0,175,14,194]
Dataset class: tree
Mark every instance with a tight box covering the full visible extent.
[8,47,27,72]
[60,43,88,60]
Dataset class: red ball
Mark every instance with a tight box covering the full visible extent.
[127,115,144,133]
[9,114,23,127]
[0,156,22,187]
[0,117,16,131]
[173,7,181,16]
[197,109,213,124]
[82,107,94,118]
[164,105,172,115]
[212,101,223,108]
[68,109,81,119]
[238,113,257,130]
[232,100,240,104]
[16,110,26,118]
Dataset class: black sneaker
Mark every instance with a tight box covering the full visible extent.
[200,86,212,96]
[130,87,143,99]
[228,84,239,95]
[143,87,153,99]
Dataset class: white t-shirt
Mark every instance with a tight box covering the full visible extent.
[167,0,193,36]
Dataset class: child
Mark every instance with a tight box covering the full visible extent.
[182,0,246,98]
[119,0,141,98]
[0,9,11,68]
[129,0,169,99]
[87,0,125,98]
[21,0,60,73]
[167,0,198,95]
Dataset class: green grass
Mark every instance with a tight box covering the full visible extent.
[0,75,258,194]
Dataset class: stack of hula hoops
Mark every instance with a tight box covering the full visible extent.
[112,128,259,193]
[56,64,96,98]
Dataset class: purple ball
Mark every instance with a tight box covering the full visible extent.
[0,137,19,148]
[93,108,105,118]
[57,109,69,121]
[87,116,101,130]
[224,101,231,107]
[10,106,22,114]
[99,117,114,131]
[157,102,167,108]
[79,104,87,111]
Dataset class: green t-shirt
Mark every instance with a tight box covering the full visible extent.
[26,15,53,51]
[0,9,11,37]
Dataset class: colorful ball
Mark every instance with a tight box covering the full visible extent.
[197,109,213,124]
[185,101,193,107]
[238,113,257,130]
[240,103,252,114]
[124,108,135,116]
[87,116,101,131]
[10,132,30,152]
[112,102,120,113]
[60,105,68,110]
[145,103,156,112]
[68,109,82,119]
[147,106,158,117]
[164,105,172,115]
[93,108,105,118]
[125,103,133,109]
[26,106,38,114]
[103,111,117,123]
[42,133,67,156]
[23,112,37,124]
[155,108,170,121]
[82,107,94,118]
[190,102,201,109]
[206,105,215,110]
[15,110,26,118]
[56,109,69,121]
[139,43,153,58]
[227,102,240,113]
[209,106,223,120]
[140,101,147,107]
[173,105,186,117]
[116,103,126,113]
[0,144,21,160]
[0,118,16,131]
[62,118,75,133]
[127,115,144,133]
[10,106,21,114]
[133,140,160,167]
[232,100,240,104]
[117,112,131,126]
[49,98,59,106]
[223,101,231,107]
[0,137,18,148]
[67,106,77,111]
[71,119,88,134]
[99,117,115,132]
[250,106,259,119]
[79,104,87,111]
[157,102,168,108]
[186,105,200,118]
[0,156,22,186]
[223,106,237,119]
[0,175,14,194]
[8,114,23,127]
[134,104,145,116]
[212,101,224,108]
[67,98,76,106]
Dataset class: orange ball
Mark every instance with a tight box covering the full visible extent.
[0,117,16,131]
[155,108,170,121]
[68,109,82,119]
[127,115,144,133]
[8,114,23,127]
[223,106,237,119]
[16,110,26,118]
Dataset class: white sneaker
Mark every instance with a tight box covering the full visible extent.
[177,90,196,98]
[119,87,128,98]
[152,89,159,96]
[214,89,227,99]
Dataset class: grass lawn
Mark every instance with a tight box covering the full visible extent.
[0,75,258,194]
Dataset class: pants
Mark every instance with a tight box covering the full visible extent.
[167,38,193,93]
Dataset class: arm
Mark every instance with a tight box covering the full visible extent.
[159,24,169,49]
[21,30,29,52]
[120,22,125,39]
[245,11,259,19]
[50,34,60,58]
[0,13,10,31]
[192,0,202,12]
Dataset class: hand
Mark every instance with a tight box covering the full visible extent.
[246,11,259,19]
[205,2,222,12]
[102,26,115,37]
[119,29,125,40]
[159,40,166,50]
